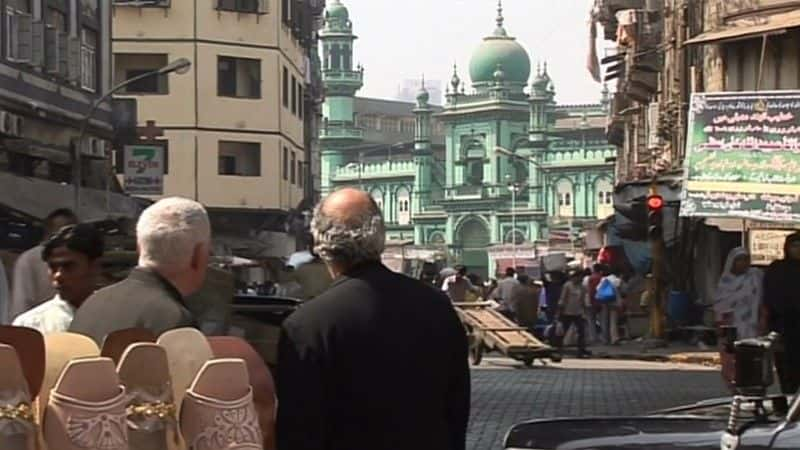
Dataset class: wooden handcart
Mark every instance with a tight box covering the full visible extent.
[454,302,558,367]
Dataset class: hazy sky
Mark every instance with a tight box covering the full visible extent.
[339,0,605,105]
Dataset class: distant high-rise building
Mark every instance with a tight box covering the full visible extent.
[397,79,443,105]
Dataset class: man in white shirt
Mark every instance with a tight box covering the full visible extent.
[10,209,78,319]
[13,223,104,334]
[441,265,481,302]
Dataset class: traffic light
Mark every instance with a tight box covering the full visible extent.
[614,197,647,241]
[647,194,664,240]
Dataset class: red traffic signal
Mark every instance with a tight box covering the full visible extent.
[646,195,664,211]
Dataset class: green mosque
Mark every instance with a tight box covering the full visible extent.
[319,0,616,278]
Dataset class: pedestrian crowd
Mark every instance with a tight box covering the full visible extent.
[0,188,470,450]
[438,259,631,358]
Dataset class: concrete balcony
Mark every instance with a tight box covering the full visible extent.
[543,148,617,166]
[332,159,416,181]
[319,126,364,140]
[322,69,364,85]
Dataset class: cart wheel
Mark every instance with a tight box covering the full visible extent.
[550,353,563,363]
[471,344,484,366]
[523,357,535,367]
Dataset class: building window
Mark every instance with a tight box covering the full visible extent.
[114,53,170,94]
[281,0,290,25]
[290,151,296,184]
[298,84,304,118]
[6,0,32,63]
[359,116,378,130]
[297,161,304,188]
[282,146,288,180]
[218,141,261,177]
[397,187,411,225]
[596,178,614,219]
[556,180,574,218]
[216,0,261,13]
[282,67,289,108]
[79,29,97,91]
[218,56,261,99]
[291,75,297,115]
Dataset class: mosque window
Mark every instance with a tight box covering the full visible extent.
[397,187,411,225]
[556,180,574,217]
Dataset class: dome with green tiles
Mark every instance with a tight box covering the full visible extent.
[469,1,531,86]
[325,0,349,21]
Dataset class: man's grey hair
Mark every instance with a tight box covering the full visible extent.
[311,195,385,267]
[136,197,211,270]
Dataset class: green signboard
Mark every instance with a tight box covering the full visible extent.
[681,91,800,223]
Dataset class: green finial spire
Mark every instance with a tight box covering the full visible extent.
[494,0,507,37]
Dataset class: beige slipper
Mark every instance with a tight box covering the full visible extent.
[43,357,128,450]
[208,336,275,449]
[0,326,45,401]
[39,333,100,425]
[156,328,212,414]
[101,328,157,365]
[117,343,177,450]
[180,359,262,450]
[0,344,36,450]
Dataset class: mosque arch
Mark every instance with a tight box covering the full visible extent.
[595,177,614,219]
[396,186,411,225]
[555,178,574,217]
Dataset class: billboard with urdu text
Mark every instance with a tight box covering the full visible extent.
[680,91,800,223]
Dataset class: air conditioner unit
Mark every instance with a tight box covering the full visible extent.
[0,112,14,136]
[12,115,23,137]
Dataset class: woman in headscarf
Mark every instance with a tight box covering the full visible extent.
[764,232,800,394]
[714,247,763,340]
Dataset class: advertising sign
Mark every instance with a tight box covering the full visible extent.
[749,229,795,266]
[123,145,164,196]
[680,91,800,222]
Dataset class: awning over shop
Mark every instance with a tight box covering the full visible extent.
[685,10,800,45]
[0,171,143,222]
[486,244,537,260]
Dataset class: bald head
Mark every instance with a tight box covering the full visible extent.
[312,187,385,273]
[320,188,377,226]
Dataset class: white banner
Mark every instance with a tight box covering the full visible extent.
[124,145,164,196]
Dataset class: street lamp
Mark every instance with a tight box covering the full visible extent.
[72,58,192,215]
[505,173,524,270]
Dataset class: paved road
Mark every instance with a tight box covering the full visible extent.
[467,357,728,450]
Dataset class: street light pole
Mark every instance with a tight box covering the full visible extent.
[72,58,191,215]
[511,181,517,269]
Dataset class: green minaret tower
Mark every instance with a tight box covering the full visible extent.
[412,77,433,222]
[319,0,364,194]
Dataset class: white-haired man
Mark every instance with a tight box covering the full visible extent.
[276,188,470,450]
[70,197,211,345]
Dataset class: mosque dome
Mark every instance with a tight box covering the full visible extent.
[468,2,531,85]
[325,0,349,21]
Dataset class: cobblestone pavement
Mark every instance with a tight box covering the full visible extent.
[467,357,728,450]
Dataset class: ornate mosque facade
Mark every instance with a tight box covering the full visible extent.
[319,0,616,277]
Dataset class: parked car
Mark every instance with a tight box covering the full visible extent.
[504,333,797,450]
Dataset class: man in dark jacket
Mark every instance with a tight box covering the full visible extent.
[276,188,470,450]
[764,232,800,394]
[70,198,210,345]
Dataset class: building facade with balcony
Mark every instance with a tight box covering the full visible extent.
[0,0,145,223]
[112,0,324,260]
[320,1,615,277]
